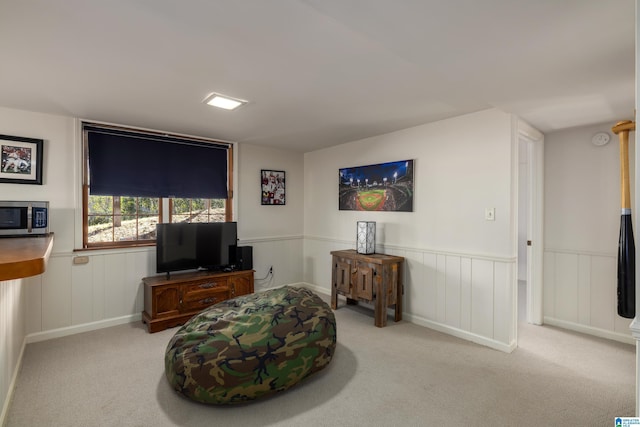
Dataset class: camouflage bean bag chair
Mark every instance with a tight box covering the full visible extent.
[165,285,337,404]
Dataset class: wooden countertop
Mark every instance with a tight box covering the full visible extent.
[0,234,54,281]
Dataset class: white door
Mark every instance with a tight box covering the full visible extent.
[519,121,544,325]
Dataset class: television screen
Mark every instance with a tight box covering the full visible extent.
[156,222,238,274]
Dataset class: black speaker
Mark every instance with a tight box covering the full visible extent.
[235,246,253,271]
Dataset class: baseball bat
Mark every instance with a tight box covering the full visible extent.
[612,120,635,318]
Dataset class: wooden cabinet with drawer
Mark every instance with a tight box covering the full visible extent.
[331,249,404,327]
[142,269,254,333]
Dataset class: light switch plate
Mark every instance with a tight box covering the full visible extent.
[485,208,495,221]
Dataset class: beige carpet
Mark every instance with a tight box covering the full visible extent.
[5,295,635,426]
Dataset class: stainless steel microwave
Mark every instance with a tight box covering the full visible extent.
[0,201,49,236]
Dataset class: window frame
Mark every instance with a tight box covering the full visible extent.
[81,123,233,250]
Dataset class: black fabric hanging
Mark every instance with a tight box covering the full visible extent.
[86,125,229,199]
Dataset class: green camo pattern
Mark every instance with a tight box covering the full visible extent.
[165,286,337,404]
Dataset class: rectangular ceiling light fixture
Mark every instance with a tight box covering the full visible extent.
[203,92,248,110]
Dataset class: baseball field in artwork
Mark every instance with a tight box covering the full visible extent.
[356,189,386,211]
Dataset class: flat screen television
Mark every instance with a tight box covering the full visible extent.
[156,222,238,276]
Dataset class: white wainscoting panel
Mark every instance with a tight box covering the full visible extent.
[460,257,473,332]
[544,249,633,344]
[471,259,495,339]
[0,278,26,424]
[240,236,303,291]
[493,261,514,345]
[554,252,579,323]
[26,248,156,339]
[24,237,304,342]
[445,255,462,329]
[303,237,352,292]
[305,237,517,352]
[590,255,616,331]
[24,275,42,335]
[41,255,72,331]
[436,254,447,324]
[578,254,591,326]
[71,255,94,325]
[402,250,428,319]
[423,252,438,320]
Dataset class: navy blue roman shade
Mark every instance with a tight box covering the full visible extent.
[85,124,229,198]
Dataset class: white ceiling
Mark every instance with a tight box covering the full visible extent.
[0,0,634,152]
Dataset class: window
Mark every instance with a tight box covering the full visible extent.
[82,123,233,249]
[170,198,227,223]
[86,196,160,246]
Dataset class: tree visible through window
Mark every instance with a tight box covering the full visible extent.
[86,195,160,245]
[171,198,226,223]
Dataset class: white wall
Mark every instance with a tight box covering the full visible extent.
[237,143,304,239]
[0,107,76,423]
[544,123,633,342]
[0,106,307,420]
[0,108,306,340]
[237,143,305,290]
[303,109,518,351]
[3,103,629,416]
[0,107,76,252]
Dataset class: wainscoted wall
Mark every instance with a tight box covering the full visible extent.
[241,236,304,292]
[544,249,633,344]
[543,123,633,344]
[0,279,26,422]
[24,248,155,341]
[20,236,303,343]
[302,109,519,353]
[303,237,516,352]
[0,107,309,419]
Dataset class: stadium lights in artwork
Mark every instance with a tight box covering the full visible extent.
[339,160,414,211]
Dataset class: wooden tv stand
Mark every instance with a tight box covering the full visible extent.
[142,269,254,333]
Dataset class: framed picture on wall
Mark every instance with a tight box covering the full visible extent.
[261,169,286,205]
[338,159,413,211]
[0,134,44,185]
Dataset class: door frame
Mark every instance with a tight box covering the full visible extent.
[517,119,544,325]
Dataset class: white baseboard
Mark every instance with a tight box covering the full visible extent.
[296,282,331,296]
[297,282,516,353]
[404,313,516,353]
[544,317,635,345]
[25,314,142,344]
[0,336,27,427]
[22,285,326,346]
[254,282,330,295]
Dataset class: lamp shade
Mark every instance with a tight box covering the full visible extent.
[356,221,376,254]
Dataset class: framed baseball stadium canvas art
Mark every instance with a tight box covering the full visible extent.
[0,134,44,185]
[339,160,414,211]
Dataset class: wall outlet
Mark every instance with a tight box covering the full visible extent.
[485,208,495,221]
[73,256,89,265]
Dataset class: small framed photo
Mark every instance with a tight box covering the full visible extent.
[0,134,44,185]
[261,169,286,205]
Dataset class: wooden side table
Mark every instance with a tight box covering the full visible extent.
[330,249,404,327]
